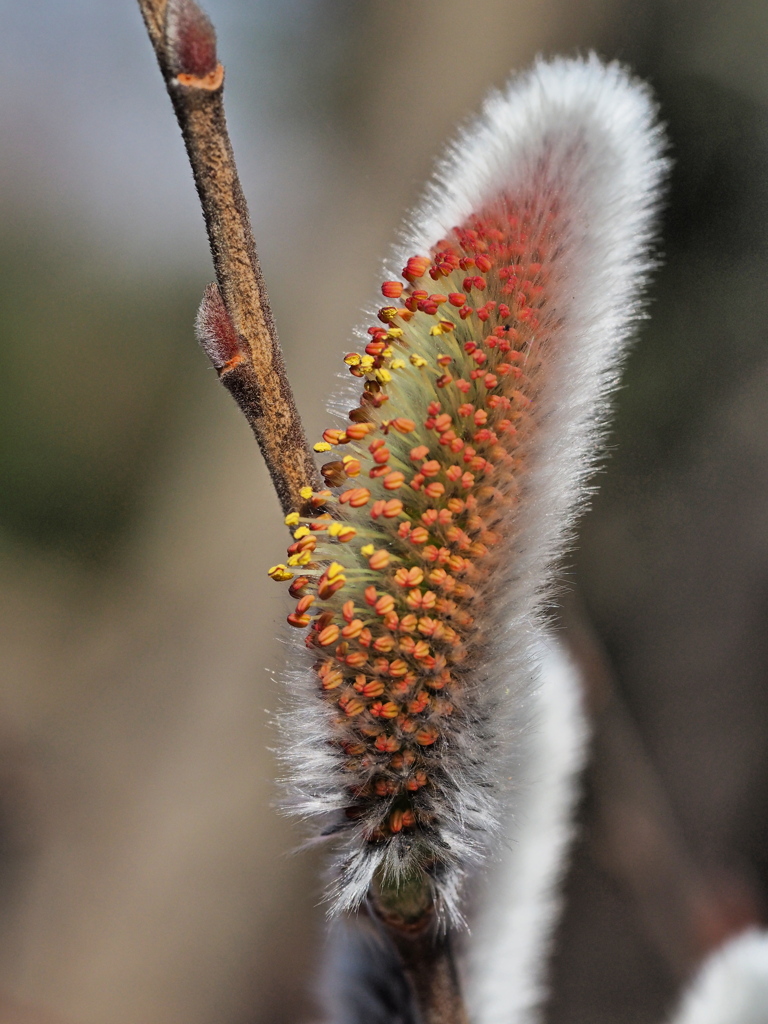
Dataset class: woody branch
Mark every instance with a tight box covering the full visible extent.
[136,0,319,516]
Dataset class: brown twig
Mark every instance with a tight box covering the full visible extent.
[136,0,319,515]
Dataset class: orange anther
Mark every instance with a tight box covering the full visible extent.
[354,678,385,697]
[341,619,364,639]
[339,695,366,717]
[368,549,391,570]
[383,471,405,490]
[391,418,416,434]
[381,281,403,298]
[317,624,340,646]
[415,726,439,746]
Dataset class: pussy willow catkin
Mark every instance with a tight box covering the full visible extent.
[201,56,666,925]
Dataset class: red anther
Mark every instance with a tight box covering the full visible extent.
[375,734,401,753]
[375,594,395,615]
[474,409,488,426]
[368,549,391,570]
[475,254,492,272]
[365,340,386,356]
[369,465,390,479]
[415,726,439,746]
[342,600,355,623]
[339,487,371,507]
[296,594,315,614]
[370,499,387,519]
[322,428,346,445]
[458,403,474,417]
[455,378,471,393]
[346,423,372,440]
[436,354,453,367]
[462,277,474,292]
[459,256,476,269]
[383,499,403,518]
[288,576,309,598]
[484,374,498,388]
[372,446,391,464]
[427,401,442,416]
[459,306,474,320]
[354,678,385,698]
[391,417,416,434]
[448,292,466,307]
[498,303,511,318]
[421,509,438,526]
[342,619,364,640]
[389,660,409,678]
[409,473,425,491]
[347,649,368,667]
[410,526,429,544]
[436,374,453,389]
[409,445,429,461]
[446,465,462,482]
[398,521,412,539]
[364,586,378,607]
[463,341,477,354]
[369,437,386,452]
[419,300,438,315]
[434,413,452,432]
[339,695,366,717]
[404,296,419,312]
[461,472,475,489]
[429,294,448,305]
[421,460,440,477]
[373,635,396,653]
[473,276,486,290]
[317,624,340,646]
[473,350,487,365]
[425,482,445,499]
[383,471,405,490]
[367,326,388,338]
[287,611,312,628]
[381,281,404,298]
[403,256,430,281]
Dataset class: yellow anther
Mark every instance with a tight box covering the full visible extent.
[293,526,310,539]
[327,562,346,580]
[361,544,375,557]
[267,564,294,582]
[359,356,375,372]
[299,486,313,500]
[382,347,393,357]
[410,354,428,368]
[287,551,312,566]
[390,359,406,370]
[328,522,343,537]
[284,512,300,527]
[314,441,333,452]
[387,328,404,339]
[344,352,362,366]
[375,368,392,383]
[429,325,444,336]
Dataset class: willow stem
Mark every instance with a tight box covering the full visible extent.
[136,0,319,515]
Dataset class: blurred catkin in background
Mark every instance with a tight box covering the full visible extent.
[1,2,768,1023]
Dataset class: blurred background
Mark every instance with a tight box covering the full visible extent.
[2,1,768,1021]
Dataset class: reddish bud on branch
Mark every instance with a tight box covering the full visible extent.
[165,0,218,78]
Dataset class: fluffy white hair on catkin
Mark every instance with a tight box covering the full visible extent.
[465,636,587,1024]
[667,930,768,1024]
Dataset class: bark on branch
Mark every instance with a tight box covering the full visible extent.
[136,0,319,515]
